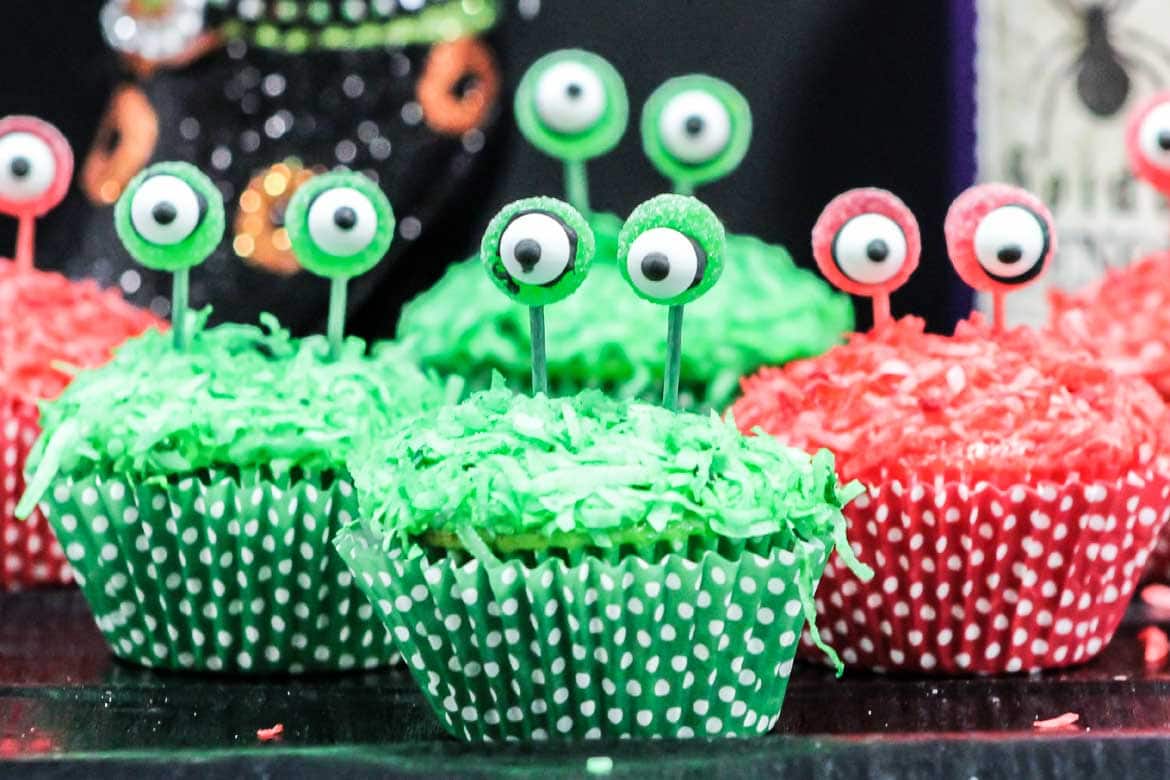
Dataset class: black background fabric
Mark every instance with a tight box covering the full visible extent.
[0,0,970,336]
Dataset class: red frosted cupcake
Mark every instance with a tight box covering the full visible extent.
[1049,92,1170,580]
[732,185,1170,674]
[0,116,161,588]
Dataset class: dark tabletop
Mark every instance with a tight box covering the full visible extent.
[1,590,1170,778]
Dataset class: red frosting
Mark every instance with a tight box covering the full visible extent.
[731,314,1167,487]
[1050,251,1170,399]
[0,263,162,403]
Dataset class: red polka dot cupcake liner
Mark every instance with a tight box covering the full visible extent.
[799,468,1170,674]
[0,395,71,589]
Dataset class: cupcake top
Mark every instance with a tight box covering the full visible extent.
[397,213,853,408]
[1049,251,1170,398]
[0,263,162,404]
[348,382,867,568]
[23,310,447,485]
[731,314,1167,486]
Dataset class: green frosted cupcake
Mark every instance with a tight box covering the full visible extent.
[18,313,446,674]
[398,214,852,409]
[335,382,870,740]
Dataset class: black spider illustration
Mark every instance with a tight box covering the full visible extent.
[1034,0,1170,151]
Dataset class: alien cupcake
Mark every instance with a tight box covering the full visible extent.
[17,161,445,673]
[732,185,1170,675]
[0,116,162,589]
[336,194,872,741]
[397,50,852,409]
[1050,92,1170,581]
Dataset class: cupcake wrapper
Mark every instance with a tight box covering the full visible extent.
[337,527,825,741]
[1,396,71,589]
[799,469,1170,674]
[37,469,397,674]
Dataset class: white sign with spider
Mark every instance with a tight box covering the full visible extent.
[976,0,1170,325]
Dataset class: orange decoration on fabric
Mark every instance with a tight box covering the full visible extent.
[233,161,317,275]
[82,85,160,206]
[416,38,500,136]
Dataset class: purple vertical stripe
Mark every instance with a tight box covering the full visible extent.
[949,0,978,321]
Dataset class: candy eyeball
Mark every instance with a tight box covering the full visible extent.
[1128,91,1170,193]
[535,61,607,134]
[115,161,225,271]
[642,75,751,189]
[945,183,1055,292]
[618,194,726,306]
[515,49,629,162]
[0,116,73,217]
[481,196,595,306]
[285,170,395,278]
[811,188,921,298]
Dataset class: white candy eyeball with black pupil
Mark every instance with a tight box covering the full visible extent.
[626,227,706,301]
[659,90,731,164]
[0,132,56,202]
[499,211,575,286]
[535,61,606,134]
[973,205,1049,282]
[307,187,378,257]
[832,213,908,285]
[1139,103,1170,171]
[130,174,202,245]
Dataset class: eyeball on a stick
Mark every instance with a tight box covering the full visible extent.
[812,188,921,329]
[944,183,1056,334]
[0,116,74,271]
[641,75,751,195]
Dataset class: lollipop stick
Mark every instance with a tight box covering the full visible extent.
[14,215,34,272]
[529,305,549,395]
[872,293,891,329]
[663,304,685,411]
[172,267,190,350]
[328,275,348,360]
[992,291,1005,335]
[564,161,590,215]
[672,180,694,197]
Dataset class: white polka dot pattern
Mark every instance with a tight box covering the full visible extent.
[38,470,396,674]
[337,531,821,741]
[0,398,72,589]
[798,470,1170,674]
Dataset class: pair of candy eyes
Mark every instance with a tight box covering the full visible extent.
[499,211,705,300]
[0,132,59,203]
[832,204,1049,286]
[129,175,380,257]
[535,62,731,164]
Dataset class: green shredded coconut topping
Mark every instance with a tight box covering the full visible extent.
[397,214,853,408]
[18,310,446,514]
[349,381,867,559]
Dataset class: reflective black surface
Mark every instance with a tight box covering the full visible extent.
[2,590,1170,777]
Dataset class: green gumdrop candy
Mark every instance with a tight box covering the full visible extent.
[285,170,395,278]
[114,162,226,272]
[618,194,726,306]
[514,49,629,163]
[481,196,595,307]
[641,75,752,191]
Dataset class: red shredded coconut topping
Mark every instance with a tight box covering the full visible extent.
[731,314,1167,487]
[0,263,161,403]
[256,723,284,742]
[1050,251,1170,399]
[1139,626,1170,668]
[1141,584,1170,611]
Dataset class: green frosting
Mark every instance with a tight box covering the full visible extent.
[398,214,854,408]
[348,382,868,563]
[18,310,448,514]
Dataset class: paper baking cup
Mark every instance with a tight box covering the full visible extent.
[798,469,1170,674]
[337,528,826,741]
[36,469,397,674]
[0,396,71,589]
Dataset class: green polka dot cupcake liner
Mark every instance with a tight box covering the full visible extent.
[337,528,827,741]
[36,469,397,674]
